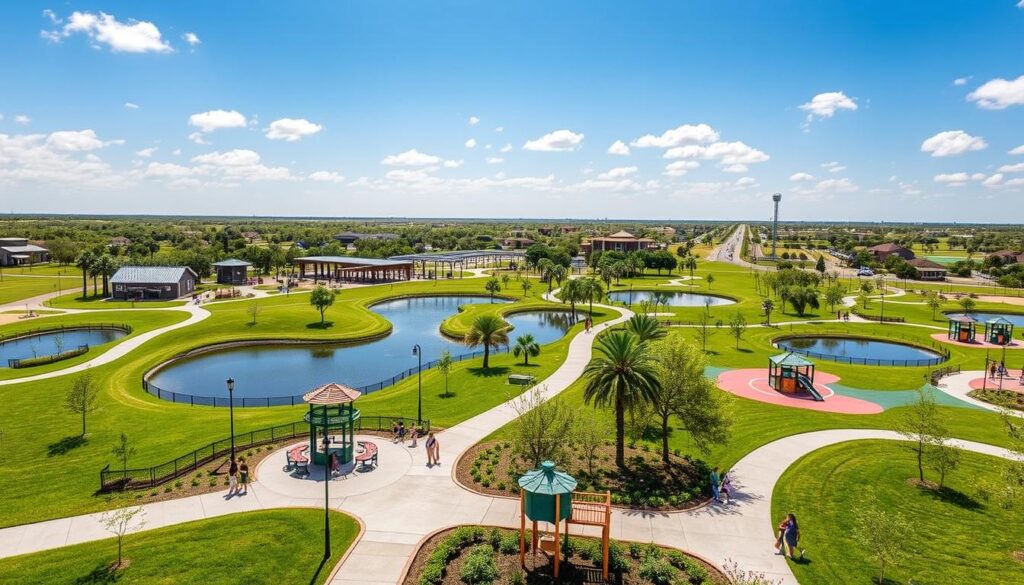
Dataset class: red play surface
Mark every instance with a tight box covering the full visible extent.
[968,376,1024,393]
[930,333,1024,350]
[715,368,883,414]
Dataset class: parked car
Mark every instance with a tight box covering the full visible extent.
[857,267,874,277]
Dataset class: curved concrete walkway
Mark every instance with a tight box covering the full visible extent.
[0,304,210,386]
[936,370,1024,418]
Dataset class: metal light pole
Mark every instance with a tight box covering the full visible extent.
[226,378,236,462]
[412,344,423,424]
[323,431,331,558]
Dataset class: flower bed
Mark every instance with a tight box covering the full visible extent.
[456,440,711,510]
[968,388,1024,412]
[405,526,725,585]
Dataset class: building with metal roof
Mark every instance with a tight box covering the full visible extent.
[212,259,252,285]
[110,266,198,300]
[0,238,49,266]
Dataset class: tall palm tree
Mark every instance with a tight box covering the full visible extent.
[512,334,541,365]
[96,254,118,298]
[560,278,583,322]
[580,277,603,315]
[464,314,509,369]
[652,291,670,315]
[683,256,698,279]
[583,331,661,467]
[75,250,94,299]
[537,258,555,293]
[626,313,666,343]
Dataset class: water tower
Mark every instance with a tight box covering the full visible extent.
[770,193,782,258]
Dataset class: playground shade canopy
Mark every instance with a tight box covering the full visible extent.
[769,351,815,368]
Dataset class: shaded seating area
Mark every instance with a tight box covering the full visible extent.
[286,445,310,478]
[295,256,413,283]
[303,383,362,466]
[768,351,823,401]
[984,317,1014,346]
[948,315,977,343]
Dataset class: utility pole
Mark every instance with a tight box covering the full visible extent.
[771,193,782,259]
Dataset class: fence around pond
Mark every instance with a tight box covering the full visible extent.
[142,345,512,407]
[2,323,133,368]
[99,415,430,490]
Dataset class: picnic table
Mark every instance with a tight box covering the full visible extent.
[355,441,378,471]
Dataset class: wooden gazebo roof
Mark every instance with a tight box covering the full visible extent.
[303,383,362,405]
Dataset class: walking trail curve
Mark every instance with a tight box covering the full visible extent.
[0,301,1016,585]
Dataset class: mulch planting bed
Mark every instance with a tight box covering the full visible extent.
[456,440,711,510]
[404,526,726,585]
[968,389,1024,412]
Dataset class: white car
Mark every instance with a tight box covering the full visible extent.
[857,268,874,277]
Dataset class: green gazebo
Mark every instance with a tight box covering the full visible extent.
[303,383,361,466]
[518,461,577,579]
[948,315,977,343]
[768,351,815,395]
[984,317,1014,346]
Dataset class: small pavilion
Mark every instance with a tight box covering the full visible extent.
[518,461,611,580]
[768,351,815,394]
[303,383,362,466]
[983,317,1014,346]
[947,315,977,343]
[213,259,252,285]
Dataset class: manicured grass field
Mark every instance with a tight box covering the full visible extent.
[773,441,1022,585]
[47,292,188,309]
[0,275,66,306]
[0,509,360,585]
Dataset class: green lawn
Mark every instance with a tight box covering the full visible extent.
[773,441,1022,585]
[0,509,360,585]
[0,277,613,527]
[0,276,66,305]
[46,292,188,310]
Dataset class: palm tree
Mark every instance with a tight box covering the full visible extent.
[761,298,775,326]
[560,278,583,322]
[512,334,541,365]
[75,251,94,299]
[683,255,698,279]
[583,331,661,467]
[580,277,603,315]
[626,313,666,343]
[537,258,555,293]
[96,254,118,298]
[551,264,567,289]
[464,314,509,369]
[786,286,820,317]
[652,291,670,315]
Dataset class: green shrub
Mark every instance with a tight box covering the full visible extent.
[488,528,502,549]
[637,555,677,585]
[629,542,644,558]
[419,560,444,585]
[498,532,519,554]
[508,568,524,585]
[459,546,499,585]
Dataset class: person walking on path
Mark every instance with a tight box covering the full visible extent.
[425,432,439,466]
[398,421,407,445]
[778,513,801,559]
[239,458,249,495]
[718,471,732,504]
[227,458,239,496]
[710,466,721,503]
[409,426,418,448]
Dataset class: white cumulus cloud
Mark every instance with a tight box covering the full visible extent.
[523,129,584,152]
[799,91,858,122]
[597,166,638,180]
[1009,145,1024,155]
[468,116,480,126]
[309,171,345,183]
[123,102,139,110]
[934,172,971,185]
[920,130,987,157]
[189,110,247,133]
[15,115,30,125]
[821,161,846,173]
[44,11,172,53]
[663,161,699,177]
[486,157,504,165]
[182,32,200,46]
[443,159,464,168]
[789,172,816,182]
[381,149,443,166]
[192,149,261,166]
[134,147,157,158]
[465,138,477,149]
[998,162,1024,173]
[607,140,630,156]
[46,129,118,151]
[265,118,322,142]
[967,75,1024,110]
[953,77,971,86]
[630,124,718,148]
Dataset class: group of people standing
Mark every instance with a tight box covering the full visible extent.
[709,466,733,504]
[393,420,441,466]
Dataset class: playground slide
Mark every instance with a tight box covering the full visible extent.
[796,374,825,401]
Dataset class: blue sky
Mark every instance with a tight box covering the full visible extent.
[1,1,1023,221]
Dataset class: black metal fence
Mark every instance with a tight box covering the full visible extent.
[99,414,429,491]
[0,323,132,345]
[776,341,948,367]
[8,344,88,368]
[928,364,961,385]
[142,346,510,408]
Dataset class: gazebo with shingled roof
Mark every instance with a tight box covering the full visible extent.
[303,383,362,466]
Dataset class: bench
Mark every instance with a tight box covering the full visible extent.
[355,441,378,471]
[507,374,535,385]
[286,445,310,477]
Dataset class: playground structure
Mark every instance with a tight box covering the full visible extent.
[518,461,612,580]
[768,352,823,401]
[303,383,362,466]
[947,315,977,343]
[984,317,1014,346]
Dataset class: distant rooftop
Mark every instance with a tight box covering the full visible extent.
[111,266,196,284]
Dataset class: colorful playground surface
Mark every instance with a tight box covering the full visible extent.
[716,368,884,414]
[930,332,1024,350]
[968,375,1024,393]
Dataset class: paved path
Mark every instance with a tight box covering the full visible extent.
[936,370,1024,418]
[0,304,209,386]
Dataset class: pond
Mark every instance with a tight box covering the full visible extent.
[947,312,1024,327]
[0,327,128,366]
[146,295,577,401]
[606,290,735,307]
[777,336,945,367]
